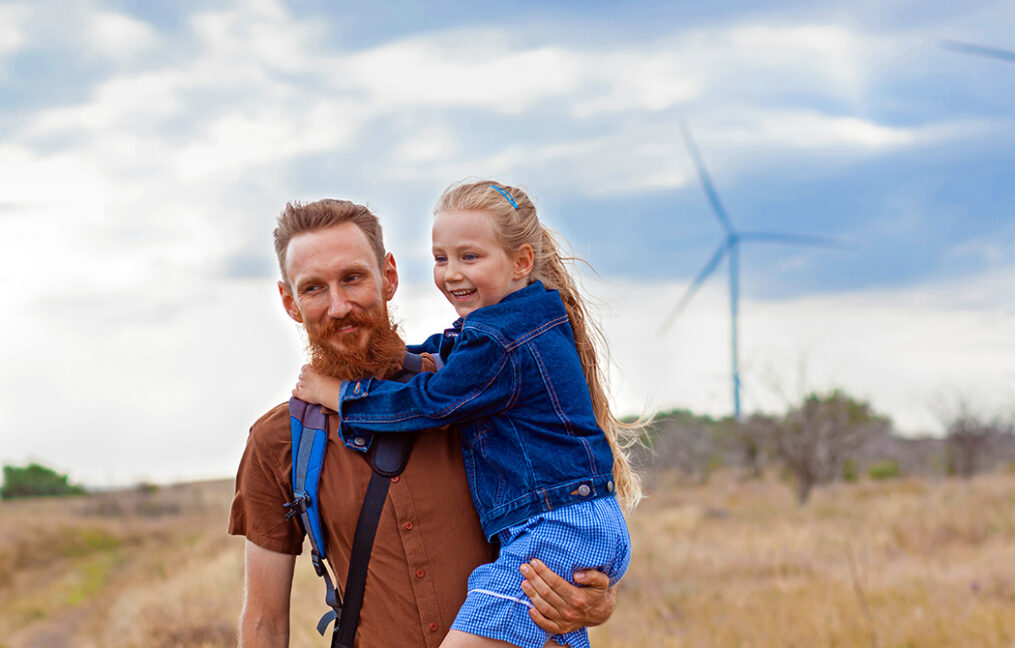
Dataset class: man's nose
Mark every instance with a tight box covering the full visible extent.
[325,287,353,319]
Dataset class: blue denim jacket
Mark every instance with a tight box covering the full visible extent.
[337,281,616,539]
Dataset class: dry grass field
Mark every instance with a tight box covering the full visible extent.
[1,472,1013,647]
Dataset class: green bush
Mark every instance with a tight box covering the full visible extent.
[1,463,86,499]
[842,458,859,483]
[867,459,902,480]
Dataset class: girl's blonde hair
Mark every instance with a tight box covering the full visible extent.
[435,180,643,510]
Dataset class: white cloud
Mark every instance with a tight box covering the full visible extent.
[0,4,29,56]
[335,31,586,114]
[391,124,462,164]
[86,11,157,60]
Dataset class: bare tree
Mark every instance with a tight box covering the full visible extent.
[632,410,718,485]
[772,390,890,505]
[718,414,775,480]
[945,413,1014,478]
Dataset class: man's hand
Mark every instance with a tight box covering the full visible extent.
[519,559,617,635]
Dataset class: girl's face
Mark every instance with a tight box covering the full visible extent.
[432,209,532,318]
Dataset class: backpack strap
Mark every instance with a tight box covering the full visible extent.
[333,455,402,648]
[284,397,343,635]
[287,352,438,647]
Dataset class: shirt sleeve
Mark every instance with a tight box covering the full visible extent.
[228,412,306,555]
[338,327,515,443]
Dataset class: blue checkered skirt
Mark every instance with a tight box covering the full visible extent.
[450,495,631,648]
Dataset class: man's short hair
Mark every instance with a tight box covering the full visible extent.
[274,199,386,286]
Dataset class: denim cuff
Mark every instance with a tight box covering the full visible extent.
[337,379,373,453]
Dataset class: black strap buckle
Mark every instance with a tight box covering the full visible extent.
[311,549,327,577]
[317,608,339,636]
[283,493,308,520]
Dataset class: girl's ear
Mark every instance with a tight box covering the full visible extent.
[513,243,535,279]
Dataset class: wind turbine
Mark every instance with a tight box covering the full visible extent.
[942,40,1015,64]
[659,123,842,420]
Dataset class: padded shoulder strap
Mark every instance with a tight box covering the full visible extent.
[285,397,342,636]
[287,397,329,554]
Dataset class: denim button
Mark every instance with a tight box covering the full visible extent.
[354,437,366,447]
[606,480,614,492]
[577,484,591,497]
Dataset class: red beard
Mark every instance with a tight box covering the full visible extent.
[305,306,406,381]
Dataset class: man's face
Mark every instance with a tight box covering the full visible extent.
[279,222,398,357]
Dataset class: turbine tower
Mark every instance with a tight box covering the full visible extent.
[660,123,841,420]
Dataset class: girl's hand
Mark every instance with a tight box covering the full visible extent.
[292,364,342,409]
[519,558,617,634]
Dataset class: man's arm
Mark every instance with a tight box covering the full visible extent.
[519,559,617,635]
[239,540,297,648]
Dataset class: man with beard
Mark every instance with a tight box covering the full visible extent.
[228,199,617,647]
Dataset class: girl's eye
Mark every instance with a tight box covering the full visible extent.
[463,253,477,261]
[434,255,447,264]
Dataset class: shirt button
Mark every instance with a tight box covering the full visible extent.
[404,521,414,530]
[391,476,400,483]
[577,484,591,497]
[353,437,366,447]
[429,622,439,632]
[415,568,425,578]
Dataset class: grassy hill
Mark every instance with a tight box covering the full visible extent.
[1,473,1014,647]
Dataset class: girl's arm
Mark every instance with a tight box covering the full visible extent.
[406,331,443,356]
[337,328,515,437]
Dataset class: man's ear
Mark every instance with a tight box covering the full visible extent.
[382,252,399,300]
[278,280,303,323]
[513,243,535,280]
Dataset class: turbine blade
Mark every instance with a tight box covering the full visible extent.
[738,231,849,249]
[659,239,730,335]
[679,121,735,235]
[942,40,1015,64]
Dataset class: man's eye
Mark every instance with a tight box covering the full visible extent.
[344,274,361,283]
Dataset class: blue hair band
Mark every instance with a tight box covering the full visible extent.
[491,184,519,209]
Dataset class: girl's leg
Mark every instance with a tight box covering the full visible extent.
[440,630,567,648]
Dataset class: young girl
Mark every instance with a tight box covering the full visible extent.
[294,180,641,648]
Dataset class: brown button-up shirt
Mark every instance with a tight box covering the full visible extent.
[228,398,495,647]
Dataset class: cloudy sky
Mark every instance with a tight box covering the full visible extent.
[1,0,1013,486]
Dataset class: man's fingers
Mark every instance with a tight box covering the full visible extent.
[527,604,563,634]
[523,564,572,617]
[573,568,610,590]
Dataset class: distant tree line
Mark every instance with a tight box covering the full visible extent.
[1,462,86,500]
[632,390,1015,505]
